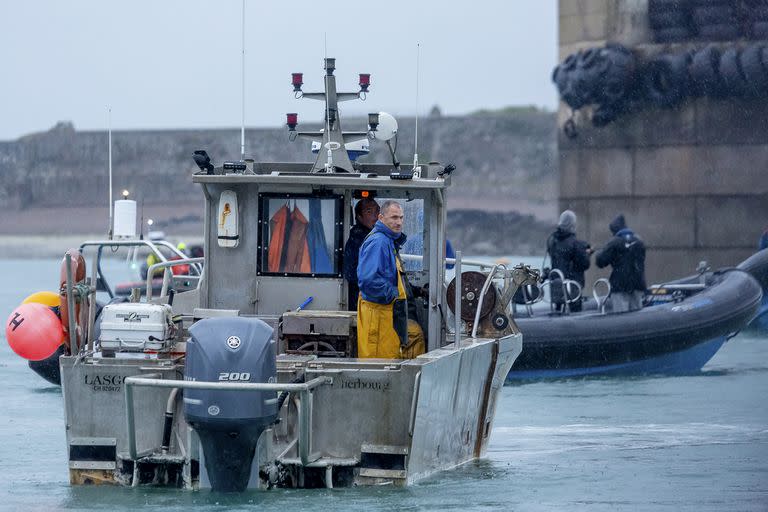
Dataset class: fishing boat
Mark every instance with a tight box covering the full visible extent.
[7,58,538,491]
[506,258,763,380]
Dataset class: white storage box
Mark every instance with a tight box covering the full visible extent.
[99,302,175,352]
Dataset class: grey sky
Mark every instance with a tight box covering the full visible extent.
[0,0,557,141]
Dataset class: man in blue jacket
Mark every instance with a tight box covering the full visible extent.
[595,214,646,313]
[357,200,423,358]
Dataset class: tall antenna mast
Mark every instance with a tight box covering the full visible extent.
[412,43,420,177]
[324,33,333,172]
[108,107,114,239]
[240,0,246,161]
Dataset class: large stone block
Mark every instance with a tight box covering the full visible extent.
[559,103,697,150]
[695,98,768,146]
[628,144,768,197]
[608,0,651,45]
[560,149,633,199]
[703,145,768,196]
[696,196,768,248]
[633,145,699,196]
[585,197,696,249]
[559,0,611,18]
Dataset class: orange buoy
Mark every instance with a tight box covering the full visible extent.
[5,303,64,361]
[21,291,61,308]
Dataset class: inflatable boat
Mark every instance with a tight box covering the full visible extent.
[737,249,768,332]
[508,266,762,380]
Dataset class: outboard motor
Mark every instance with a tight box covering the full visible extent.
[184,317,277,492]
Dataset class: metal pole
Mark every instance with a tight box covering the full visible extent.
[298,390,311,465]
[65,253,78,352]
[454,250,462,348]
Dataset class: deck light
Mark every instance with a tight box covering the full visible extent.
[359,73,370,92]
[286,113,298,131]
[291,73,303,92]
[193,150,215,175]
[324,58,335,75]
[122,190,130,199]
[147,219,153,226]
[368,113,379,132]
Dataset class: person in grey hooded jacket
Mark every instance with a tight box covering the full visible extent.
[546,210,591,312]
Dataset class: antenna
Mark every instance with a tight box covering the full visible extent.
[324,33,333,172]
[108,107,113,240]
[240,0,246,161]
[412,43,421,178]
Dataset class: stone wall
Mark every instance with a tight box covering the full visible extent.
[557,0,768,284]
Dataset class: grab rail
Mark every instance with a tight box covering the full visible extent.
[123,375,333,464]
[471,264,506,339]
[592,278,611,315]
[145,257,205,301]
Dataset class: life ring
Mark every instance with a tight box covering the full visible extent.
[59,248,88,352]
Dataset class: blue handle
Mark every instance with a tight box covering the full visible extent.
[296,296,313,312]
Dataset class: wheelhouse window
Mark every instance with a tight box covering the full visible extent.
[258,193,343,277]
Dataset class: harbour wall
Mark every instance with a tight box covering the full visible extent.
[0,112,557,256]
[558,0,768,284]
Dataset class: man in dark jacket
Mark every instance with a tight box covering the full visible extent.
[595,214,646,313]
[343,198,380,310]
[547,210,591,312]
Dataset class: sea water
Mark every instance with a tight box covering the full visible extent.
[0,258,766,511]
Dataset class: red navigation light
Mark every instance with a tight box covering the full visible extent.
[291,73,303,92]
[286,113,298,131]
[359,73,371,92]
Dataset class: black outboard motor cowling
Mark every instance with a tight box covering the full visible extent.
[185,317,277,492]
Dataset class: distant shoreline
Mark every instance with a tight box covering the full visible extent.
[0,235,201,259]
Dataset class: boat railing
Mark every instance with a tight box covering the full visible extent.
[123,375,334,464]
[400,253,496,270]
[146,257,205,301]
[539,269,582,315]
[592,278,611,314]
[471,263,507,338]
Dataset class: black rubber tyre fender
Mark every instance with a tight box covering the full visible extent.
[719,47,751,96]
[653,26,695,42]
[693,5,737,26]
[690,45,726,96]
[649,9,690,30]
[751,21,768,39]
[739,44,768,95]
[691,0,737,6]
[592,103,624,127]
[561,68,590,109]
[699,23,742,40]
[746,6,768,22]
[595,45,636,105]
[649,0,688,13]
[643,53,692,108]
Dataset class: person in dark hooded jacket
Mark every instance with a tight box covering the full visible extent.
[595,214,646,313]
[343,198,379,310]
[546,210,591,312]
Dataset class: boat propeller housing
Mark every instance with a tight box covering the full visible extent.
[184,317,277,491]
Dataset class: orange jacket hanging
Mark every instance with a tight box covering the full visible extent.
[267,204,311,273]
[284,206,311,273]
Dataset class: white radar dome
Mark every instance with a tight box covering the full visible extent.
[373,112,398,142]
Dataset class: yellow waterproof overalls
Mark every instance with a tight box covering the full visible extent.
[357,253,425,359]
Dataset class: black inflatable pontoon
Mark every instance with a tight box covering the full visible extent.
[508,267,762,380]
